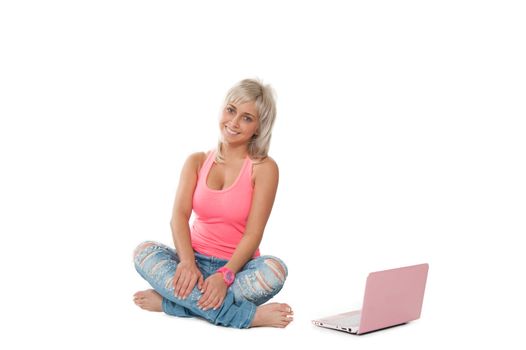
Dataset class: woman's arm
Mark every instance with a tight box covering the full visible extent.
[170,152,206,298]
[226,157,279,273]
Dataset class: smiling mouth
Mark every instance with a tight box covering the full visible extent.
[224,126,240,136]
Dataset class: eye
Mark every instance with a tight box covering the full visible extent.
[243,115,253,122]
[226,106,235,114]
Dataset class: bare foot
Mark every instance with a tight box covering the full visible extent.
[250,303,294,328]
[133,289,163,312]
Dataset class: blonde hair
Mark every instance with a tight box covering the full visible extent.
[216,78,277,163]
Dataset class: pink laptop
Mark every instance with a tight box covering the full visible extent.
[312,263,429,335]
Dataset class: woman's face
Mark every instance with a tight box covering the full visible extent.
[219,101,260,147]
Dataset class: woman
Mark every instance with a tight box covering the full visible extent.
[133,79,293,328]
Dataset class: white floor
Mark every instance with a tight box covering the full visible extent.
[3,239,523,349]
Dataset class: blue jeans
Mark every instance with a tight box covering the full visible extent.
[133,241,288,328]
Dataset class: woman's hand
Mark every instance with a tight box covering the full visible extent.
[173,261,204,299]
[197,273,228,311]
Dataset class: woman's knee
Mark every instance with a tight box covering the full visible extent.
[256,256,288,291]
[133,241,160,266]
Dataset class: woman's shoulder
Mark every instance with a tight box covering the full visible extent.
[252,156,279,180]
[185,151,207,163]
[184,151,209,172]
[254,155,278,167]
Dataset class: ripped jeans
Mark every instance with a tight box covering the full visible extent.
[133,241,288,328]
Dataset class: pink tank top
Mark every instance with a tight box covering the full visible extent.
[190,151,259,260]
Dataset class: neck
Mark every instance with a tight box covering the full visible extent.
[220,143,249,161]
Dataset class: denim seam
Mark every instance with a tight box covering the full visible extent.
[161,297,168,314]
[241,302,257,329]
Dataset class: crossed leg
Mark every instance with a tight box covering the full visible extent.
[133,241,293,327]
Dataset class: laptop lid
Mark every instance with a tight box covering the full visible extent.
[358,263,429,334]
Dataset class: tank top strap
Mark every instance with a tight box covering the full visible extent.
[198,150,217,182]
[239,154,253,182]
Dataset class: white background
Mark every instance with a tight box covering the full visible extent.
[1,0,525,348]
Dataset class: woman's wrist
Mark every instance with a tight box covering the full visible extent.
[216,267,235,286]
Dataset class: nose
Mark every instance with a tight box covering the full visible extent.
[228,113,241,127]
